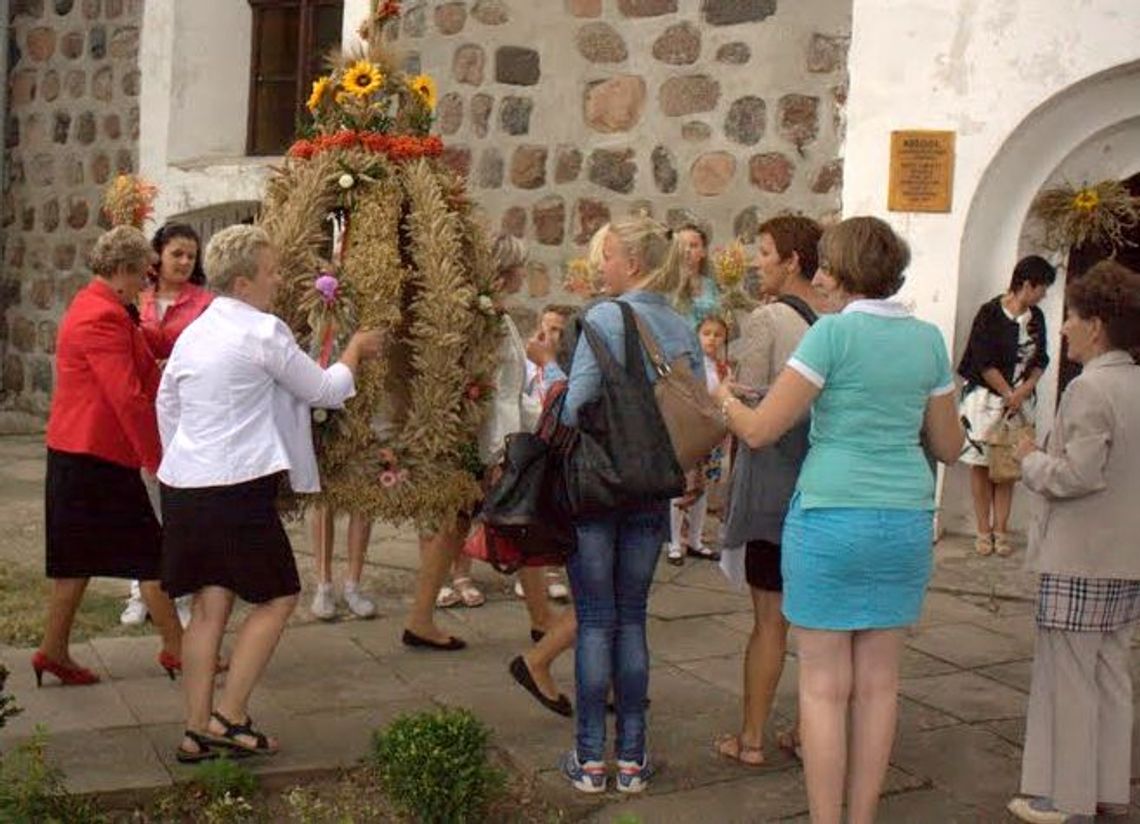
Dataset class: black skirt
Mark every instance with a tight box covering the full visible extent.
[160,472,300,604]
[45,448,162,580]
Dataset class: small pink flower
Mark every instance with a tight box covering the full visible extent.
[379,470,399,488]
[314,273,339,305]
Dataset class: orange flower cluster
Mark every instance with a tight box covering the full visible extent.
[375,1,401,20]
[288,131,444,162]
[102,174,158,229]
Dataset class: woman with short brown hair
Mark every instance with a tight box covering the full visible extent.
[1008,261,1140,824]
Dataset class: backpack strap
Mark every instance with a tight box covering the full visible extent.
[777,295,818,327]
[628,308,671,377]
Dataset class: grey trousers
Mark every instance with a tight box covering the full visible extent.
[1020,625,1133,815]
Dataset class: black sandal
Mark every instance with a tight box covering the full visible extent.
[686,544,721,562]
[206,711,279,756]
[175,730,220,764]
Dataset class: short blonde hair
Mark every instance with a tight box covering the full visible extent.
[205,225,272,295]
[608,216,682,297]
[818,216,909,299]
[491,233,528,274]
[89,225,153,277]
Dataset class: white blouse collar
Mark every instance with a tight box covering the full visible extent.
[841,299,912,318]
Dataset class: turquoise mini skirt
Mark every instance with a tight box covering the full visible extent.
[781,495,933,630]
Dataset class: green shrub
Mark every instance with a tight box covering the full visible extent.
[0,727,104,823]
[370,708,505,823]
[190,756,258,802]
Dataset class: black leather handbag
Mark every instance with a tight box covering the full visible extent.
[564,301,684,517]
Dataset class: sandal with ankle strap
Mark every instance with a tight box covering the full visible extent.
[176,729,224,764]
[206,711,279,756]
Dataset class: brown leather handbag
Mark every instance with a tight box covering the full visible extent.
[631,313,727,471]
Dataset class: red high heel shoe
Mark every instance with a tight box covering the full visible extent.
[158,652,230,680]
[31,651,100,687]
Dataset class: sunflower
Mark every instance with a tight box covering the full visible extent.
[408,74,438,111]
[342,60,384,98]
[307,75,332,112]
[1073,188,1100,212]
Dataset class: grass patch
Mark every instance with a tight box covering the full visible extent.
[0,564,150,647]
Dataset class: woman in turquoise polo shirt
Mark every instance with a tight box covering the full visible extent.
[713,216,964,824]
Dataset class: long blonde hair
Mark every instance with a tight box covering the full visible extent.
[607,216,683,297]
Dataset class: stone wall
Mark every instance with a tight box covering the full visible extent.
[1,0,142,416]
[391,0,851,306]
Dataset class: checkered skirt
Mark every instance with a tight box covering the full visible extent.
[1036,574,1140,632]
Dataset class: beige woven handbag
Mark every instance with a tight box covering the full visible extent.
[986,411,1034,484]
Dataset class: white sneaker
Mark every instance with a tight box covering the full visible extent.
[310,582,337,620]
[342,582,376,618]
[120,596,148,625]
[513,578,526,599]
[175,596,192,629]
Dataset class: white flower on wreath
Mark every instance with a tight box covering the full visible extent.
[338,173,355,190]
[312,408,328,423]
[477,294,496,314]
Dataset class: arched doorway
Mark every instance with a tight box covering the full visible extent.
[942,61,1140,535]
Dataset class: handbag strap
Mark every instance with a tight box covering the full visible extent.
[776,295,818,327]
[627,306,672,377]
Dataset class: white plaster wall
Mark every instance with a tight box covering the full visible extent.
[140,0,269,226]
[843,0,1140,534]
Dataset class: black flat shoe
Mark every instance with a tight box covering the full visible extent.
[402,629,467,651]
[530,628,546,643]
[686,545,721,562]
[509,655,572,717]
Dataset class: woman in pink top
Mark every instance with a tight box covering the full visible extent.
[139,223,213,360]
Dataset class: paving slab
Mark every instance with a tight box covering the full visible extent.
[890,724,1023,811]
[905,622,1033,669]
[899,671,1028,723]
[976,659,1034,693]
[648,615,755,664]
[9,725,171,795]
[648,581,752,620]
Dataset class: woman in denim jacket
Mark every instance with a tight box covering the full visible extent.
[557,217,702,795]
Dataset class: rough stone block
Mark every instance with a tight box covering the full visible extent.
[60,30,84,59]
[470,92,493,136]
[501,205,526,238]
[66,196,89,229]
[440,145,472,178]
[434,2,466,35]
[52,111,71,144]
[499,95,533,135]
[92,65,112,101]
[567,0,601,17]
[42,70,61,101]
[532,196,566,246]
[617,0,677,17]
[2,355,26,394]
[587,148,636,194]
[725,95,766,145]
[701,0,777,26]
[691,151,736,196]
[659,74,720,116]
[653,21,700,65]
[574,197,611,244]
[474,147,503,188]
[651,145,678,193]
[778,93,820,148]
[121,68,140,96]
[88,24,105,58]
[807,33,848,74]
[436,92,463,135]
[748,151,794,192]
[682,121,711,141]
[554,146,583,183]
[402,3,426,37]
[509,145,547,189]
[11,70,37,105]
[452,43,485,86]
[471,0,508,25]
[11,316,37,352]
[584,75,646,133]
[108,25,138,59]
[495,46,540,86]
[65,68,86,98]
[576,22,627,63]
[811,158,843,193]
[26,27,57,61]
[716,41,751,64]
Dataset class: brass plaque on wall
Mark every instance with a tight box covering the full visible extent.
[888,130,955,213]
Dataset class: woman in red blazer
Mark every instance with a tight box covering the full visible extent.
[38,225,183,687]
[138,223,213,360]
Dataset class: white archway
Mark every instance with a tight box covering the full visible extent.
[941,60,1140,534]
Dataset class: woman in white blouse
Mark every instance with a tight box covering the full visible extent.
[157,225,382,763]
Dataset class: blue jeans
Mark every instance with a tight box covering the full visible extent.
[566,505,666,762]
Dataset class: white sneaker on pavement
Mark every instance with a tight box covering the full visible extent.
[545,573,569,602]
[310,582,337,620]
[342,581,377,618]
[120,596,148,626]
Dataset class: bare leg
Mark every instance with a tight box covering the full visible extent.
[139,580,181,658]
[345,512,373,585]
[39,578,89,666]
[183,587,235,742]
[522,606,576,699]
[722,587,788,762]
[796,627,853,824]
[847,629,903,824]
[992,481,1014,535]
[969,466,994,534]
[451,554,472,580]
[405,521,463,643]
[518,566,553,632]
[310,505,334,585]
[212,593,298,747]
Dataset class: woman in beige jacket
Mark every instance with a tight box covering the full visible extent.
[1007,260,1140,824]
